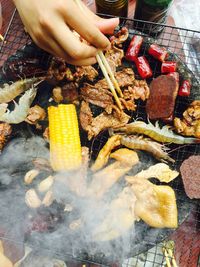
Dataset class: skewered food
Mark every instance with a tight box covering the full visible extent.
[0,122,12,151]
[146,75,179,121]
[91,135,121,171]
[174,100,200,138]
[121,135,174,163]
[48,104,82,171]
[130,177,178,228]
[115,120,199,144]
[126,163,179,183]
[180,155,200,199]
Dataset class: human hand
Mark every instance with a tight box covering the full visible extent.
[13,0,119,65]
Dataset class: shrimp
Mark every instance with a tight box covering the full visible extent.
[0,77,43,103]
[0,87,37,124]
[115,120,200,144]
[121,135,175,163]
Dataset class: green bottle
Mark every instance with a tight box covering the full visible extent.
[134,0,173,36]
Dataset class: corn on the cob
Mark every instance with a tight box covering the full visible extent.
[48,104,82,171]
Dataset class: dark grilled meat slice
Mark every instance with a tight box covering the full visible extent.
[80,101,93,131]
[146,75,178,121]
[80,83,114,109]
[74,66,98,82]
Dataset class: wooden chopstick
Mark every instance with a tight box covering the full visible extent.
[163,241,178,267]
[96,53,122,109]
[0,34,4,41]
[73,0,123,110]
[98,50,123,97]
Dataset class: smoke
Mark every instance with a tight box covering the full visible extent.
[0,135,157,266]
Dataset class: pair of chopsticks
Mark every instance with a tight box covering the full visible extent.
[74,0,123,110]
[163,241,178,267]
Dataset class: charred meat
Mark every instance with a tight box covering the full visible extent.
[146,75,178,121]
[0,123,12,151]
[79,101,93,132]
[74,66,98,82]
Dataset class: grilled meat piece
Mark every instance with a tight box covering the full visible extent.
[87,111,130,140]
[61,82,79,103]
[146,75,178,121]
[25,105,46,127]
[105,45,124,73]
[110,27,129,46]
[80,68,135,112]
[180,155,200,199]
[130,177,178,228]
[123,79,149,102]
[52,87,63,103]
[174,100,200,138]
[80,101,93,132]
[47,58,74,83]
[74,66,98,82]
[0,123,12,152]
[80,83,114,110]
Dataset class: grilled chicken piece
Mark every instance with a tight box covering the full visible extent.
[174,100,200,138]
[92,187,136,241]
[110,148,140,166]
[88,151,139,198]
[130,177,178,228]
[25,105,46,128]
[126,163,179,183]
[91,135,121,172]
[0,123,12,152]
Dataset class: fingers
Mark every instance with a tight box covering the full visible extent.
[31,29,97,66]
[62,0,110,50]
[50,20,99,60]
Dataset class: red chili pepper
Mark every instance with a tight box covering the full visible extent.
[148,44,168,62]
[178,80,191,97]
[135,56,153,79]
[167,72,179,83]
[161,61,177,73]
[126,35,143,62]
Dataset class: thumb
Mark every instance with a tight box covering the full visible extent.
[95,17,119,35]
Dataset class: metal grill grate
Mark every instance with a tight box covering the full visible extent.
[0,6,199,267]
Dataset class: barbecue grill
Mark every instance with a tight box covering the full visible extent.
[0,4,199,267]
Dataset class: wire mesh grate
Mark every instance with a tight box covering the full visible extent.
[0,5,199,267]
